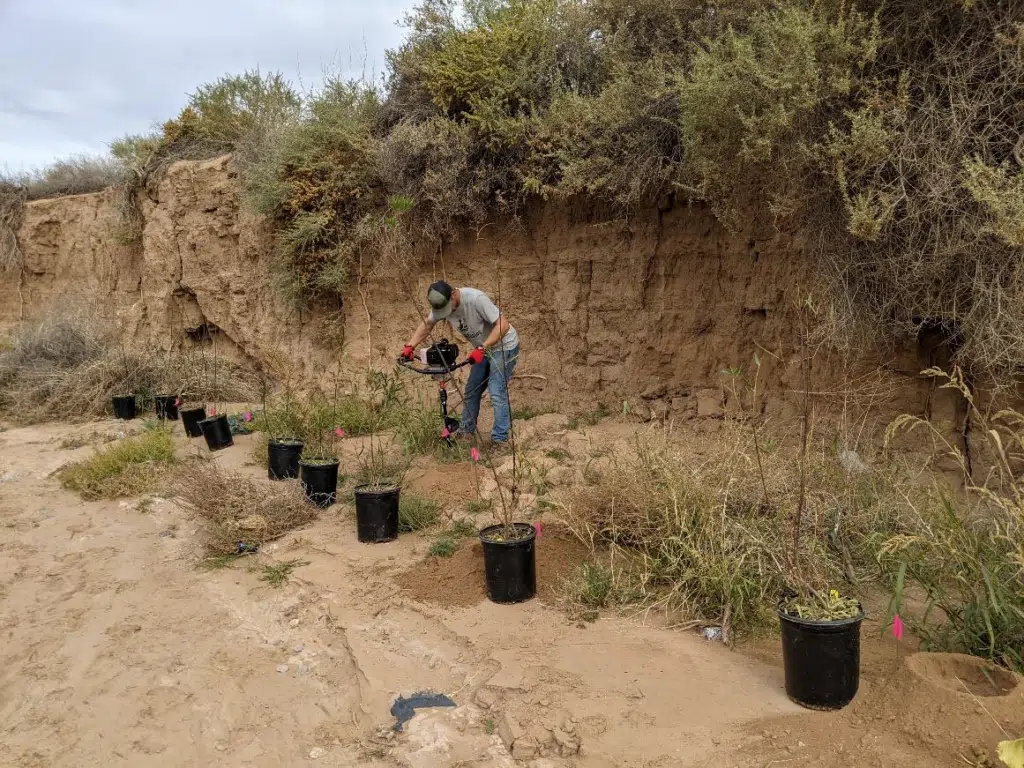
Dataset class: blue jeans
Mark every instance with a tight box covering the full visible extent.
[460,345,520,442]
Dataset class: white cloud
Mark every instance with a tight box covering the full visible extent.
[0,0,416,171]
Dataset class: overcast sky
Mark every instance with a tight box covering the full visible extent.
[0,0,416,172]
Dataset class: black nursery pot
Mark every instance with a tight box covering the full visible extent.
[479,523,537,604]
[778,607,864,711]
[268,439,304,481]
[300,459,340,508]
[181,407,206,437]
[354,484,400,543]
[155,395,180,421]
[199,414,234,451]
[112,394,137,420]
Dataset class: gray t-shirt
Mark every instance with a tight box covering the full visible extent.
[430,287,520,352]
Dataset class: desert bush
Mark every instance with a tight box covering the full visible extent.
[60,428,176,500]
[1,154,127,201]
[881,369,1024,672]
[171,461,317,556]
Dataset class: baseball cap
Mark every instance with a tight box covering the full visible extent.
[427,280,454,319]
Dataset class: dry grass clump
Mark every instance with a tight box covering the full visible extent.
[60,428,176,500]
[170,461,316,556]
[880,369,1024,672]
[0,308,255,423]
[0,155,127,201]
[563,427,904,638]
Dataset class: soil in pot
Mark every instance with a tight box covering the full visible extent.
[181,407,206,437]
[199,414,234,451]
[155,395,180,421]
[479,523,537,604]
[354,483,400,543]
[268,439,304,481]
[300,459,340,508]
[778,605,864,710]
[111,395,137,420]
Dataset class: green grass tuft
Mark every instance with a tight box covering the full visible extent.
[399,494,441,532]
[60,428,176,500]
[259,559,310,588]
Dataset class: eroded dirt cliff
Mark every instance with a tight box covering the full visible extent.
[2,155,937,421]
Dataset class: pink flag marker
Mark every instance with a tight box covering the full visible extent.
[174,397,182,407]
[334,427,345,438]
[243,411,253,422]
[534,521,542,538]
[470,447,480,462]
[892,613,904,641]
[441,427,450,439]
[210,407,216,416]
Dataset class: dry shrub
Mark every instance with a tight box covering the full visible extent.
[60,428,176,500]
[170,461,316,556]
[1,155,126,201]
[0,308,255,423]
[0,182,26,271]
[563,426,904,638]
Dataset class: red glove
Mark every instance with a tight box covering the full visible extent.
[401,345,415,361]
[467,347,485,365]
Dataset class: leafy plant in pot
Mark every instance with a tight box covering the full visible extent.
[260,373,304,481]
[474,350,537,604]
[198,334,233,451]
[354,433,410,544]
[776,295,863,711]
[298,383,342,508]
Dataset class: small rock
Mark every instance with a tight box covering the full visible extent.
[551,728,580,757]
[511,739,539,760]
[798,741,806,748]
[289,618,300,627]
[539,698,551,707]
[298,663,310,674]
[276,664,289,673]
[711,737,721,746]
[498,713,526,750]
[293,644,304,653]
[475,687,499,710]
[309,746,326,759]
[529,725,553,746]
[696,389,724,418]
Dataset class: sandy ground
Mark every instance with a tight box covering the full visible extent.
[1,417,1021,768]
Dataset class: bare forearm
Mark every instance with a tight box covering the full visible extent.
[407,320,433,349]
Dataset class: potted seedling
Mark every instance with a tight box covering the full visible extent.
[262,374,304,481]
[475,366,536,604]
[354,430,410,544]
[154,350,181,421]
[179,346,207,437]
[111,344,137,420]
[199,333,233,451]
[776,295,863,711]
[299,381,341,507]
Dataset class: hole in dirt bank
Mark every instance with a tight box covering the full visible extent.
[907,653,1019,697]
[394,526,590,608]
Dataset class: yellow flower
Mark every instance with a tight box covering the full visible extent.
[829,589,840,601]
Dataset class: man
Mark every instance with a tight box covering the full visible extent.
[401,280,520,445]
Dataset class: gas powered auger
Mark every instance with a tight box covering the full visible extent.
[397,339,472,444]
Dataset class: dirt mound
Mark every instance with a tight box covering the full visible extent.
[906,652,1020,698]
[394,526,590,608]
